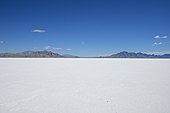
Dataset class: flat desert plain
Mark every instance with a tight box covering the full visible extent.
[0,58,170,113]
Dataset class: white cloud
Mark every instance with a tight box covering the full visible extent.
[32,29,46,33]
[145,51,170,55]
[154,35,168,39]
[44,46,52,50]
[153,42,163,46]
[44,46,73,51]
[66,48,72,51]
[53,48,62,50]
[44,46,62,51]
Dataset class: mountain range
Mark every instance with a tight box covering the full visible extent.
[0,50,170,58]
[0,50,63,58]
[103,51,170,58]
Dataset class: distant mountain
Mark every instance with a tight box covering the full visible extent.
[104,51,170,58]
[161,54,170,58]
[1,50,170,58]
[0,50,63,58]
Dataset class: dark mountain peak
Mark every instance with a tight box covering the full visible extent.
[108,51,170,58]
[111,51,137,58]
[120,51,129,53]
[161,54,170,58]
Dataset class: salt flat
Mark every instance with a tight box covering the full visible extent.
[0,58,170,113]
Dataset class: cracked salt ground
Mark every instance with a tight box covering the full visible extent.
[0,58,170,113]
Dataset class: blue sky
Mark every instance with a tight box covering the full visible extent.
[0,0,170,56]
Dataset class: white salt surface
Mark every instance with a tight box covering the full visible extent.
[0,58,170,113]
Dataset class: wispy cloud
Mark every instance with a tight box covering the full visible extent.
[145,51,170,55]
[32,29,46,33]
[44,46,73,51]
[66,48,72,51]
[154,35,168,39]
[44,46,51,50]
[153,42,163,46]
[44,46,62,51]
[53,48,62,50]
